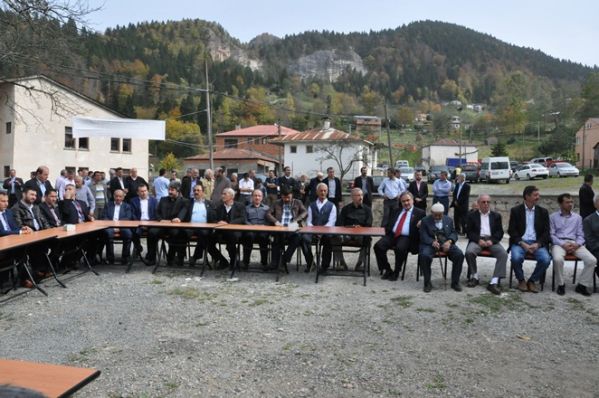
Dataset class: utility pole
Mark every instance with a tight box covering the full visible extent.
[384,101,393,167]
[205,59,214,170]
[277,121,282,175]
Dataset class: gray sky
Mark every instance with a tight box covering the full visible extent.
[87,0,599,67]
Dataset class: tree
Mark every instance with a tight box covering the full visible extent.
[316,139,368,182]
[491,141,508,156]
[159,152,181,172]
[578,72,599,123]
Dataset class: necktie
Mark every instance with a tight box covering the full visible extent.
[28,208,40,230]
[394,211,408,239]
[1,212,9,231]
[50,207,60,226]
[74,201,84,222]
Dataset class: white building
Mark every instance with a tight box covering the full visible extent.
[421,139,478,168]
[270,120,376,180]
[0,75,149,181]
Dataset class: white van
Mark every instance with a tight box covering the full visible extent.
[395,160,409,169]
[480,157,511,183]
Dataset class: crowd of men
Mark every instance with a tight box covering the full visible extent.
[1,164,598,298]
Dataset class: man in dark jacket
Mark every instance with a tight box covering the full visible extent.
[146,181,189,266]
[579,174,595,219]
[124,167,148,202]
[353,167,375,206]
[0,191,21,236]
[207,187,246,269]
[407,170,428,211]
[130,182,158,257]
[102,189,134,264]
[59,184,94,224]
[464,194,507,295]
[39,189,62,227]
[324,167,342,209]
[374,191,425,281]
[450,173,471,234]
[3,168,24,207]
[507,185,551,293]
[181,168,202,199]
[23,166,53,204]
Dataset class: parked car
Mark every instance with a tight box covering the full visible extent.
[530,157,553,167]
[461,164,480,183]
[428,165,449,183]
[514,164,549,180]
[480,157,511,184]
[399,167,415,182]
[548,162,580,178]
[510,161,520,173]
[395,160,409,169]
[372,175,385,192]
[414,165,427,177]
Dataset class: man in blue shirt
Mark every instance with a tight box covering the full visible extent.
[185,184,216,267]
[377,168,406,226]
[432,171,452,215]
[153,168,171,202]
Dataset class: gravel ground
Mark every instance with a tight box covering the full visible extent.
[1,239,598,398]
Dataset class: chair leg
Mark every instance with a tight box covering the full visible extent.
[572,260,578,284]
[401,257,407,281]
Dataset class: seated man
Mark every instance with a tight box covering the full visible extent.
[0,191,25,236]
[59,184,94,224]
[102,189,134,265]
[336,188,374,272]
[304,183,337,274]
[147,181,189,266]
[418,203,464,292]
[39,189,62,227]
[207,188,246,269]
[374,191,425,281]
[464,194,507,295]
[242,189,270,269]
[184,184,216,267]
[551,193,596,296]
[130,182,158,258]
[508,185,551,293]
[266,185,309,271]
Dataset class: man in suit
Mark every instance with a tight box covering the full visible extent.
[551,193,596,296]
[241,190,269,269]
[102,189,134,264]
[207,187,246,269]
[39,189,62,227]
[108,167,127,197]
[59,184,94,224]
[304,183,337,274]
[353,167,375,207]
[210,167,231,204]
[508,185,551,293]
[450,173,470,234]
[583,193,599,283]
[419,203,464,292]
[3,169,23,207]
[24,166,53,204]
[0,191,23,236]
[278,166,299,199]
[184,184,216,267]
[307,172,325,204]
[374,191,425,281]
[324,167,342,209]
[579,174,595,220]
[181,168,202,199]
[266,185,310,271]
[124,167,148,202]
[146,181,189,266]
[130,182,158,257]
[407,170,428,211]
[335,188,373,271]
[464,194,507,295]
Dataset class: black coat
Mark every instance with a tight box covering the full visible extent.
[466,210,504,244]
[307,177,324,203]
[579,183,595,220]
[450,182,470,211]
[59,199,92,224]
[39,202,63,227]
[181,176,203,199]
[156,195,189,221]
[325,177,342,204]
[353,176,375,205]
[108,176,126,196]
[3,177,23,200]
[11,201,50,230]
[407,180,428,210]
[507,204,550,247]
[383,206,426,254]
[420,215,458,246]
[23,178,53,204]
[215,201,246,224]
[124,176,148,201]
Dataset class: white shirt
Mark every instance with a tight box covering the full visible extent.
[113,204,121,221]
[392,207,412,236]
[327,178,336,198]
[0,210,10,231]
[307,198,337,227]
[140,198,149,221]
[239,178,254,195]
[154,176,170,201]
[480,211,491,237]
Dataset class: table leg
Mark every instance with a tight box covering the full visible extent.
[21,256,47,296]
[314,236,321,284]
[44,253,66,288]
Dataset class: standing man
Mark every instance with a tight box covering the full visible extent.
[3,169,23,207]
[374,191,425,281]
[238,172,255,205]
[450,173,470,234]
[265,170,279,206]
[305,183,337,274]
[24,166,53,204]
[75,176,96,216]
[102,189,134,265]
[89,171,108,219]
[579,174,595,220]
[353,167,374,207]
[210,167,231,204]
[307,172,325,203]
[325,167,342,209]
[130,182,158,257]
[278,166,298,199]
[508,185,551,293]
[184,184,216,267]
[153,168,171,202]
[419,203,464,292]
[57,169,75,200]
[408,170,428,211]
[124,167,148,202]
[207,188,246,269]
[432,170,452,215]
[109,167,127,198]
[377,168,405,227]
[242,190,270,269]
[200,169,214,200]
[551,193,596,296]
[464,194,507,294]
[181,168,201,199]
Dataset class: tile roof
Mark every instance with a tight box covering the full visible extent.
[216,124,300,137]
[184,148,279,163]
[269,127,366,143]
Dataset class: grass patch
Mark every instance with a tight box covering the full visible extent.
[249,298,269,307]
[468,292,530,314]
[390,295,414,308]
[426,374,447,390]
[415,307,435,313]
[149,279,163,285]
[168,287,201,299]
[566,297,585,311]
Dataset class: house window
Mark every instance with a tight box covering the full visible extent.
[290,145,297,154]
[576,137,580,145]
[79,137,89,150]
[224,138,238,149]
[110,138,120,152]
[122,138,132,153]
[4,166,10,178]
[5,122,11,135]
[306,145,313,153]
[64,127,76,149]
[577,153,580,161]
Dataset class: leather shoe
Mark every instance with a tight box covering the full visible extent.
[527,281,539,293]
[575,284,591,297]
[318,267,328,275]
[556,284,565,296]
[466,278,479,288]
[487,284,501,295]
[381,269,392,280]
[451,283,462,292]
[423,282,432,293]
[22,279,34,289]
[517,280,528,292]
[389,272,399,282]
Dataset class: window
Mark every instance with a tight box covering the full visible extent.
[3,166,10,178]
[122,138,132,153]
[576,136,580,145]
[290,145,297,154]
[224,138,238,149]
[5,122,11,135]
[64,127,75,149]
[79,137,89,150]
[306,145,313,153]
[110,138,120,152]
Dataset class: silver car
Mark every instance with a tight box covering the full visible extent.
[548,162,580,178]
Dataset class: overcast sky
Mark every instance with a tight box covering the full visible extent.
[86,0,599,67]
